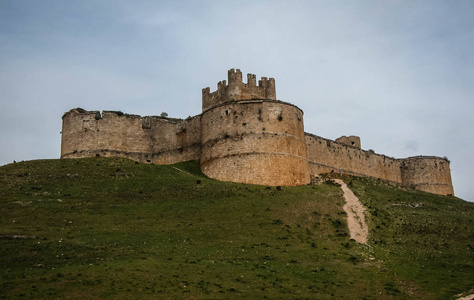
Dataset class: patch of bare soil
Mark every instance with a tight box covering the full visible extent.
[334,179,368,244]
[456,293,474,300]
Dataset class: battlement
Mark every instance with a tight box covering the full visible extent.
[202,68,276,111]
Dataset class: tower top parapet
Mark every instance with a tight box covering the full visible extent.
[202,68,276,111]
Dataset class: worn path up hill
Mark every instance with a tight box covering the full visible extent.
[334,179,368,244]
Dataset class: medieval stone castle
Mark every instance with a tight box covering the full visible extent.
[61,69,454,196]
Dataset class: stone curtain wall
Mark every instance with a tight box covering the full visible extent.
[147,115,201,164]
[305,133,454,195]
[61,109,151,160]
[200,100,310,186]
[61,109,201,164]
[305,133,402,184]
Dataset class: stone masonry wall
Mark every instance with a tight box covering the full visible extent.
[400,156,454,195]
[306,133,403,184]
[147,114,201,164]
[61,108,201,164]
[201,100,310,186]
[305,133,454,195]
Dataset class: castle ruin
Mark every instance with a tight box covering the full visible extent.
[61,68,454,196]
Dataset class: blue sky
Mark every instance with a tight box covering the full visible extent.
[1,0,473,201]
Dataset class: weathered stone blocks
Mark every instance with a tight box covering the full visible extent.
[401,156,454,195]
[200,100,310,186]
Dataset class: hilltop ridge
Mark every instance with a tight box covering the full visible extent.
[0,158,472,299]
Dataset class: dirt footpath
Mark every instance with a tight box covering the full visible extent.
[334,180,474,299]
[457,294,474,300]
[334,179,368,244]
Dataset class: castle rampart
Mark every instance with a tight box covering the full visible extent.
[304,133,454,195]
[61,69,454,196]
[61,108,201,165]
[305,133,403,184]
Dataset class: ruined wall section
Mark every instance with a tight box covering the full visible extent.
[305,133,403,184]
[61,108,201,164]
[201,100,310,186]
[306,134,454,195]
[202,69,276,111]
[335,135,361,148]
[148,115,202,164]
[400,156,454,195]
[61,109,151,160]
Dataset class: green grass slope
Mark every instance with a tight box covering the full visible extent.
[0,158,472,299]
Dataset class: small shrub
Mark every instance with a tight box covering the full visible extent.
[272,219,284,225]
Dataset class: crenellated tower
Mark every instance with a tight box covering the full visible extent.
[200,69,310,186]
[202,68,276,111]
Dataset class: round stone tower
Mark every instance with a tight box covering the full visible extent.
[400,156,454,196]
[200,69,310,186]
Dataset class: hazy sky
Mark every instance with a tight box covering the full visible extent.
[1,1,473,201]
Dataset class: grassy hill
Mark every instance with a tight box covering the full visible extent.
[0,157,472,299]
